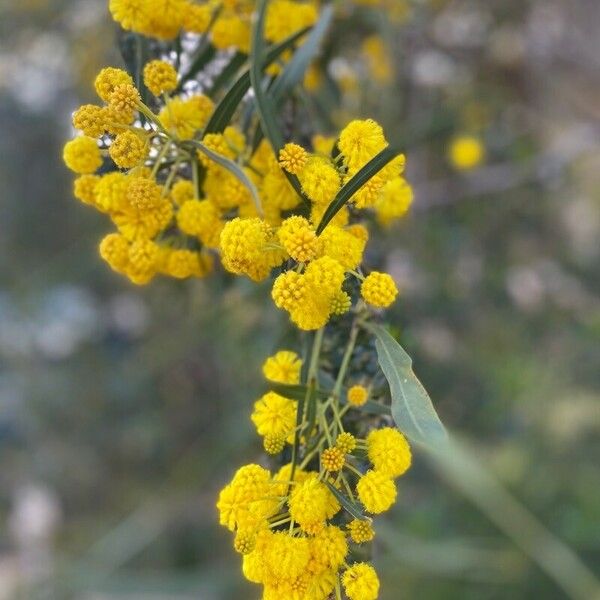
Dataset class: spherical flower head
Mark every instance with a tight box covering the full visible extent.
[310,525,348,571]
[99,233,130,273]
[72,104,106,137]
[361,272,398,308]
[170,179,195,205]
[177,199,220,239]
[109,130,147,169]
[356,470,397,514]
[330,290,352,316]
[73,174,99,205]
[279,143,308,175]
[367,427,412,479]
[163,249,205,279]
[109,0,151,33]
[262,350,302,385]
[95,172,128,213]
[347,384,368,407]
[336,432,357,454]
[127,177,162,210]
[251,391,297,439]
[278,215,321,262]
[348,519,375,544]
[198,133,236,170]
[342,563,380,600]
[143,60,178,96]
[449,135,485,170]
[299,156,341,206]
[261,167,300,211]
[289,473,340,534]
[263,434,286,455]
[319,225,366,271]
[64,136,103,174]
[304,256,345,297]
[128,238,160,276]
[321,447,345,472]
[159,95,214,140]
[272,270,306,312]
[351,173,385,209]
[338,119,387,171]
[109,83,140,113]
[263,532,310,583]
[182,3,211,33]
[375,176,413,227]
[94,67,134,102]
[234,530,256,555]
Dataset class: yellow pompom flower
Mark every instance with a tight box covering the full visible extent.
[263,435,286,455]
[348,520,375,544]
[375,176,413,227]
[289,473,340,534]
[336,432,357,454]
[279,143,308,175]
[262,532,311,583]
[251,392,297,439]
[143,60,178,96]
[360,272,398,308]
[262,350,302,385]
[109,0,152,33]
[309,525,348,571]
[109,131,147,169]
[63,137,102,174]
[73,174,99,205]
[278,215,321,262]
[159,95,214,140]
[338,119,387,171]
[94,172,128,213]
[94,67,134,102]
[182,4,212,33]
[109,83,140,113]
[299,156,341,205]
[322,447,345,472]
[342,563,380,600]
[162,249,206,279]
[127,238,160,282]
[319,225,366,271]
[99,232,130,273]
[367,427,412,479]
[170,179,195,205]
[347,384,368,407]
[72,104,107,137]
[261,168,301,211]
[449,135,485,170]
[234,530,256,555]
[177,199,223,247]
[330,290,352,316]
[356,470,397,514]
[127,177,163,210]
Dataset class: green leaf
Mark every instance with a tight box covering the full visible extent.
[316,146,402,235]
[270,4,334,106]
[270,383,329,402]
[325,482,368,521]
[364,323,447,447]
[358,400,392,416]
[203,26,312,135]
[185,140,261,214]
[207,51,247,97]
[251,0,310,204]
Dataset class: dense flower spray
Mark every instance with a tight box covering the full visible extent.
[63,1,442,598]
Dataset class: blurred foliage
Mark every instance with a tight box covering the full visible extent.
[1,0,599,599]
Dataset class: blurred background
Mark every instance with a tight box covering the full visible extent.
[1,0,599,598]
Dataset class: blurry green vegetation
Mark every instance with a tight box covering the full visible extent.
[1,1,599,599]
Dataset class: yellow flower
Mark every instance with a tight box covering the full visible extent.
[99,233,130,273]
[335,432,356,454]
[143,60,178,95]
[161,249,210,279]
[262,532,311,584]
[338,119,387,171]
[449,135,485,170]
[94,67,134,102]
[233,530,256,555]
[367,427,412,479]
[342,563,380,600]
[182,4,212,33]
[94,172,128,212]
[299,156,341,205]
[262,350,302,385]
[319,225,366,271]
[289,473,340,534]
[330,290,352,316]
[279,143,308,175]
[177,199,223,248]
[109,83,140,113]
[159,95,214,140]
[63,137,102,174]
[309,525,348,571]
[356,470,397,514]
[321,447,345,472]
[109,131,147,169]
[360,272,398,308]
[73,175,99,206]
[375,176,413,227]
[251,392,297,439]
[347,384,368,407]
[72,104,107,138]
[347,519,375,544]
[278,215,321,262]
[170,179,195,205]
[127,177,162,210]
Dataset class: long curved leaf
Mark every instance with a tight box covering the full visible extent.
[316,146,402,235]
[204,26,312,135]
[185,140,262,214]
[251,0,310,204]
[364,323,447,447]
[325,482,368,521]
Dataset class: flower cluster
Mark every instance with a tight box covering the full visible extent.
[217,343,412,599]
